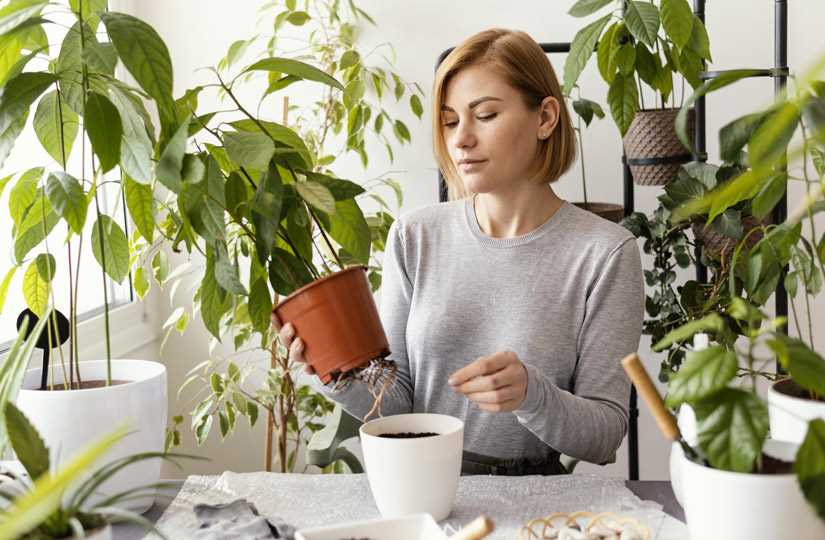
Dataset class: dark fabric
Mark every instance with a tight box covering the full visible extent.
[192,499,294,540]
[460,449,567,476]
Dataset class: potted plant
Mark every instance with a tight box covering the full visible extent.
[649,61,825,539]
[568,91,625,222]
[564,0,711,185]
[148,0,422,473]
[0,0,180,511]
[0,314,192,540]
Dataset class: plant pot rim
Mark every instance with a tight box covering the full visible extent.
[679,442,799,481]
[360,413,463,439]
[771,378,825,405]
[19,359,165,394]
[636,106,685,113]
[273,265,368,312]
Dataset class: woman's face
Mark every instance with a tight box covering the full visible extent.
[441,63,558,196]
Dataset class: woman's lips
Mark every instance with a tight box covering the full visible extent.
[459,160,487,172]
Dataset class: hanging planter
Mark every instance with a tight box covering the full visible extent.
[692,213,769,260]
[624,108,695,186]
[272,266,390,384]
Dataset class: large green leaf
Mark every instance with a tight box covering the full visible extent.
[243,57,343,91]
[596,23,619,83]
[91,214,130,283]
[748,101,800,171]
[199,246,231,341]
[305,172,365,200]
[13,191,58,264]
[0,71,55,169]
[84,91,122,172]
[694,388,769,473]
[607,73,638,135]
[568,0,613,17]
[268,247,314,296]
[8,167,41,226]
[295,181,336,215]
[45,171,86,234]
[652,313,725,351]
[250,162,284,263]
[665,346,737,407]
[0,266,17,314]
[107,84,153,184]
[660,0,693,51]
[230,119,312,169]
[68,0,107,30]
[215,243,246,296]
[686,15,712,61]
[54,21,110,113]
[247,278,272,335]
[767,334,825,397]
[751,172,787,220]
[124,174,154,241]
[795,419,825,521]
[223,130,274,171]
[327,199,370,265]
[156,117,190,193]
[100,12,175,122]
[22,256,49,316]
[563,13,611,93]
[32,90,77,166]
[4,401,48,481]
[180,155,225,243]
[624,1,660,49]
[719,111,768,163]
[0,0,46,35]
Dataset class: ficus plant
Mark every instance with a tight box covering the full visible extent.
[147,0,419,473]
[0,0,181,387]
[564,0,712,134]
[651,61,825,519]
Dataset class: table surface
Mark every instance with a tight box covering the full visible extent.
[114,479,683,539]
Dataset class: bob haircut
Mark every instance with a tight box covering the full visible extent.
[433,28,577,201]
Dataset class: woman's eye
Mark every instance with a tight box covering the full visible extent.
[478,113,497,121]
[443,121,458,128]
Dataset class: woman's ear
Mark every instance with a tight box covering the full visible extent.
[537,96,560,140]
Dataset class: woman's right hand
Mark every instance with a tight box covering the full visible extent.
[271,313,315,375]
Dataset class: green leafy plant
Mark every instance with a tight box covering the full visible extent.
[564,0,712,134]
[656,59,825,520]
[0,0,178,386]
[0,402,199,539]
[146,0,419,473]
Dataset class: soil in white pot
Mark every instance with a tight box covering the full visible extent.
[378,432,439,439]
[775,378,824,402]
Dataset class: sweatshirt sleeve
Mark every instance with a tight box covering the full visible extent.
[512,237,644,464]
[309,220,415,420]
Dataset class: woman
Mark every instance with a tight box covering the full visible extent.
[275,28,644,475]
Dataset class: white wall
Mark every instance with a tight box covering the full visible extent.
[123,0,825,480]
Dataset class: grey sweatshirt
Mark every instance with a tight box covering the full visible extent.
[311,198,644,465]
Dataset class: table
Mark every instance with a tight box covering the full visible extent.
[115,477,683,539]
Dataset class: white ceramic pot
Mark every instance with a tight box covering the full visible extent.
[679,439,825,539]
[360,413,463,520]
[668,404,697,507]
[16,360,167,514]
[768,379,825,444]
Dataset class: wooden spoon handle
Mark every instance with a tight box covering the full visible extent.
[621,353,680,442]
[448,515,494,540]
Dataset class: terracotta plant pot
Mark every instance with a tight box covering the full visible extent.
[572,202,624,223]
[273,266,389,384]
[623,108,695,186]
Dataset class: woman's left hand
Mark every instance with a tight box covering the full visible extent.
[447,351,528,412]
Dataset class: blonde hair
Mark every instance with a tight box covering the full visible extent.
[433,28,577,201]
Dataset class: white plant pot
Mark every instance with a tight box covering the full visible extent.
[16,360,166,514]
[679,439,825,539]
[668,404,697,507]
[360,413,463,520]
[768,379,825,444]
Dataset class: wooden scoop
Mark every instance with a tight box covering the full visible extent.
[621,353,707,465]
[448,515,494,540]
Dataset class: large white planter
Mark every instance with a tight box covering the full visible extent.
[16,360,167,514]
[768,379,825,444]
[667,404,697,508]
[678,439,825,539]
[360,413,463,520]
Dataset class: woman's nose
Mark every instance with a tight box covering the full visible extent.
[452,120,476,150]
